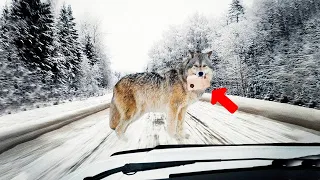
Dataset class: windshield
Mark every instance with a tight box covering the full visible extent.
[0,0,319,179]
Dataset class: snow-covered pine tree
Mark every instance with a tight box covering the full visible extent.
[50,24,68,86]
[96,49,111,88]
[184,13,212,53]
[9,0,55,73]
[288,30,307,104]
[67,5,82,89]
[0,5,12,111]
[79,56,101,96]
[56,4,82,91]
[272,40,295,101]
[79,20,111,88]
[301,15,320,107]
[0,5,11,61]
[147,43,165,72]
[227,0,245,24]
[0,1,57,112]
[215,0,257,97]
[245,0,273,99]
[83,34,97,66]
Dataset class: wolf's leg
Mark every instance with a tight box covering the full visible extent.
[176,106,189,139]
[115,119,130,142]
[115,110,145,142]
[115,90,140,141]
[109,102,120,130]
[167,105,179,138]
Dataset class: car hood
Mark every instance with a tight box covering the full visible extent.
[61,144,320,180]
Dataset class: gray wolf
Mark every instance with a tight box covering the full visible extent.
[109,51,213,141]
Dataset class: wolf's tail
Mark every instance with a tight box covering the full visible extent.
[109,97,121,130]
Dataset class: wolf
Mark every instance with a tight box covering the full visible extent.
[109,51,214,141]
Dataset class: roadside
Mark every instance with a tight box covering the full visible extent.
[0,93,113,133]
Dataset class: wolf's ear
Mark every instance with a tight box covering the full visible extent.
[207,51,213,58]
[188,50,195,58]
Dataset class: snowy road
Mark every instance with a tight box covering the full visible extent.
[1,101,320,180]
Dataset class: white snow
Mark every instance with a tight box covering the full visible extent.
[0,100,319,180]
[0,93,113,133]
[201,93,320,131]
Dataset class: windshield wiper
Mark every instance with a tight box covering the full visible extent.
[111,143,320,156]
[83,154,319,180]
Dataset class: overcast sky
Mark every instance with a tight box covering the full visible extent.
[0,0,253,73]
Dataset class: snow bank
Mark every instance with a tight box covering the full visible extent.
[200,93,320,131]
[0,93,113,129]
[0,103,110,154]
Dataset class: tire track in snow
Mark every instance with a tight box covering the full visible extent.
[185,112,230,144]
[67,131,113,173]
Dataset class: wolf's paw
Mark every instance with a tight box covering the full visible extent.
[119,135,128,142]
[167,127,177,138]
[168,131,176,139]
[173,134,181,139]
[116,132,128,142]
[174,134,187,143]
[176,131,190,140]
[184,133,190,139]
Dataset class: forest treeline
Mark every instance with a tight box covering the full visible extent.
[0,0,112,113]
[147,0,320,108]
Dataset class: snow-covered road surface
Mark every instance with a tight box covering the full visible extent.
[1,101,320,180]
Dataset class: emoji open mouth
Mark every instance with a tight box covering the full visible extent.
[187,75,210,91]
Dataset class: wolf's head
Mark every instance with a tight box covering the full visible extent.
[183,51,214,81]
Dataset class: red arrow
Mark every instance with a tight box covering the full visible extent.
[211,88,238,114]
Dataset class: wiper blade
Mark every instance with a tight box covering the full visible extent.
[110,143,320,157]
[83,155,320,180]
[83,161,195,180]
